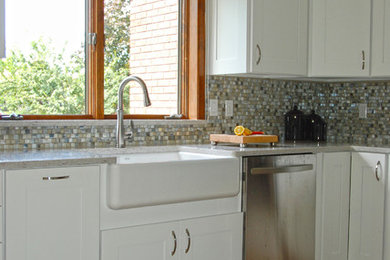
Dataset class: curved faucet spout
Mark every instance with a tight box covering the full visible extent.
[116,75,151,148]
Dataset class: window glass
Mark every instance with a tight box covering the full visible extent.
[104,0,179,115]
[0,0,86,115]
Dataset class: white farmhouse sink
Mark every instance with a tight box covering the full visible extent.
[106,151,240,210]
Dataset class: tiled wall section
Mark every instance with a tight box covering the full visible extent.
[208,77,390,146]
[0,76,389,150]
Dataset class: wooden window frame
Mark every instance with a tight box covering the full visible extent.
[22,0,205,120]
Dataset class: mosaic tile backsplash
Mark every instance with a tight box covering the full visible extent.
[0,76,389,150]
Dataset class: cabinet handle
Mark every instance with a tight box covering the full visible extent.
[256,44,261,65]
[362,50,366,70]
[375,161,381,181]
[251,164,313,175]
[42,176,70,181]
[171,231,177,256]
[185,228,191,254]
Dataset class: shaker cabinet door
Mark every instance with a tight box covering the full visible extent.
[101,221,180,260]
[371,0,390,76]
[180,213,243,260]
[5,166,100,260]
[349,153,386,260]
[207,0,248,75]
[316,152,350,260]
[310,0,371,76]
[250,0,308,75]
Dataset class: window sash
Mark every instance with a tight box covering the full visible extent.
[15,0,205,120]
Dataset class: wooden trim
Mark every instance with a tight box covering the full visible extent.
[186,0,205,120]
[88,0,105,119]
[22,115,94,120]
[19,0,205,121]
[104,115,167,120]
[180,0,190,117]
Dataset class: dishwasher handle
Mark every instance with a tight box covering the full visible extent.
[251,164,313,175]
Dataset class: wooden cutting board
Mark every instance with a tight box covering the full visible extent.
[210,134,278,147]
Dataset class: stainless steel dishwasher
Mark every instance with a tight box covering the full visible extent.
[242,153,316,260]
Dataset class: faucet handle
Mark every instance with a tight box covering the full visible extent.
[125,131,133,142]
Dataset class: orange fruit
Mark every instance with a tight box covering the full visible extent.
[234,125,252,136]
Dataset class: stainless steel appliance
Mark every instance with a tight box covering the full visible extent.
[243,154,316,260]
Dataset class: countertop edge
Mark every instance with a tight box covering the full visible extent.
[1,144,390,170]
[0,157,117,170]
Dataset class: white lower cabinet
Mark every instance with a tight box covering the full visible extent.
[5,166,100,260]
[179,214,243,260]
[317,152,387,260]
[316,152,351,260]
[349,153,386,260]
[102,221,178,260]
[101,212,243,260]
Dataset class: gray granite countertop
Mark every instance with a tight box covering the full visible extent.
[0,143,389,170]
[0,149,116,170]
[182,142,390,156]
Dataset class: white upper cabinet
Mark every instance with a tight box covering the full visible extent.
[207,0,248,75]
[371,0,390,76]
[309,0,371,76]
[208,0,390,77]
[207,0,309,76]
[251,0,308,75]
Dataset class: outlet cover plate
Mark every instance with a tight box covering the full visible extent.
[209,99,218,116]
[225,100,233,117]
[358,103,367,118]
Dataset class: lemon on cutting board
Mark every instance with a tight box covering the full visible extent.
[234,125,252,136]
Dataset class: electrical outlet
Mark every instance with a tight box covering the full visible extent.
[209,99,218,116]
[225,100,233,117]
[358,103,367,118]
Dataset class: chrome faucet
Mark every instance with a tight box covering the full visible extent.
[116,75,151,148]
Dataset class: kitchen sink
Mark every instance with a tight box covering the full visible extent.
[115,151,228,164]
[106,151,240,210]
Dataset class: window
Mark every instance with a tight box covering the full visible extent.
[0,0,4,58]
[0,0,204,120]
[0,0,87,116]
[104,0,179,116]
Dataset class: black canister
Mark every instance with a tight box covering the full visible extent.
[305,110,327,141]
[284,106,305,141]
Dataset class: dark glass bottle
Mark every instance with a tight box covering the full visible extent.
[284,106,305,141]
[305,110,327,141]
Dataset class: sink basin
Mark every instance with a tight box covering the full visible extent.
[106,151,240,210]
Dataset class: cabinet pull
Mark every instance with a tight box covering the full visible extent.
[171,231,177,256]
[375,161,381,181]
[362,50,366,70]
[251,164,313,175]
[42,176,70,181]
[256,44,261,65]
[185,228,191,254]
